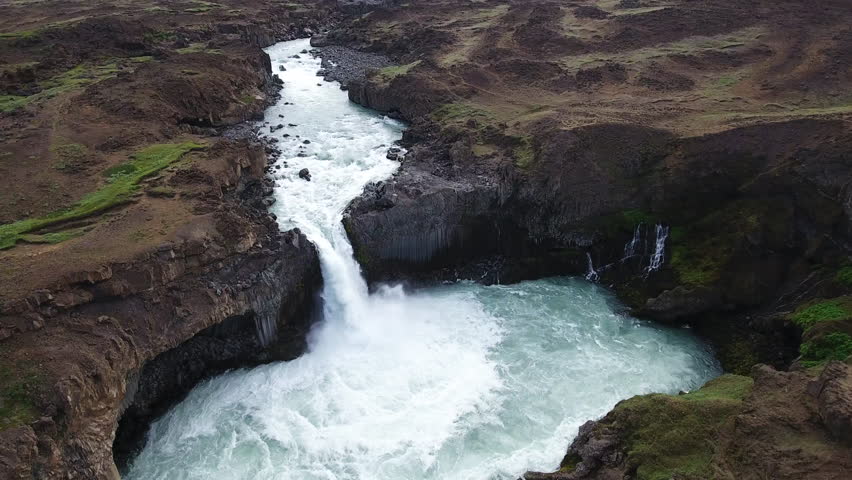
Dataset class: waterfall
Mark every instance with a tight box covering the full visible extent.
[124,39,722,480]
[622,223,643,261]
[645,224,669,274]
[585,252,599,282]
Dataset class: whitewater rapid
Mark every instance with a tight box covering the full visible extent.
[125,38,721,480]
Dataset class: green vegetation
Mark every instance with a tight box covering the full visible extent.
[430,102,499,139]
[800,333,852,366]
[0,29,40,39]
[667,199,786,287]
[718,338,760,376]
[51,142,88,171]
[789,296,852,366]
[0,363,43,432]
[374,60,421,84]
[144,30,176,43]
[0,95,29,113]
[611,375,753,480]
[0,63,119,113]
[0,16,89,41]
[20,228,87,245]
[558,453,581,473]
[176,43,221,54]
[836,265,852,287]
[715,75,739,88]
[0,142,204,249]
[432,102,493,123]
[790,298,852,330]
[513,137,535,168]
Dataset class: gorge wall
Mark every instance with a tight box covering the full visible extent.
[332,0,852,478]
[0,1,336,478]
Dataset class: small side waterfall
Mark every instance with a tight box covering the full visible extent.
[645,224,670,274]
[585,252,600,282]
[622,224,643,261]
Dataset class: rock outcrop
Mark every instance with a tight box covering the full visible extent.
[525,364,852,480]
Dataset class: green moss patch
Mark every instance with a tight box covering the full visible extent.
[0,29,40,40]
[667,198,787,287]
[144,30,176,43]
[0,95,29,113]
[1,63,119,113]
[790,297,852,330]
[19,228,87,245]
[611,375,753,480]
[51,142,88,171]
[836,266,852,288]
[431,102,495,125]
[800,333,852,367]
[176,43,222,54]
[0,142,203,249]
[0,363,44,432]
[513,136,535,168]
[374,60,421,84]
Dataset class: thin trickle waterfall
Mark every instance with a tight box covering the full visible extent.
[584,252,599,282]
[645,224,670,274]
[125,39,720,480]
[622,224,643,261]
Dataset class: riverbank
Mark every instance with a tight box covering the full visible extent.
[0,2,335,478]
[328,0,852,478]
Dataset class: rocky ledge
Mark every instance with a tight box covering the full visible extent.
[525,362,852,480]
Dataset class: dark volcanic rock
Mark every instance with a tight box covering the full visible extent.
[317,45,392,87]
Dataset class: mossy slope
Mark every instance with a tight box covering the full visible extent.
[0,142,203,249]
[604,375,753,480]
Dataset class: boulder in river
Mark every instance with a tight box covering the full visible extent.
[279,65,286,72]
[298,168,311,181]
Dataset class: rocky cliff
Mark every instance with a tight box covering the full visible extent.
[0,1,335,478]
[333,0,852,476]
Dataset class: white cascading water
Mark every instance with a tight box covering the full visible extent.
[622,224,643,262]
[125,39,720,480]
[645,224,670,274]
[584,253,599,282]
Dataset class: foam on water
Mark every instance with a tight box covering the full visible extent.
[125,39,720,480]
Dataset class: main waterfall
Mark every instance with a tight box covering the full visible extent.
[124,39,721,480]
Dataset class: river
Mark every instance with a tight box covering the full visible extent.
[124,38,720,480]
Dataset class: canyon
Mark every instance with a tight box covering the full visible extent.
[1,0,851,479]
